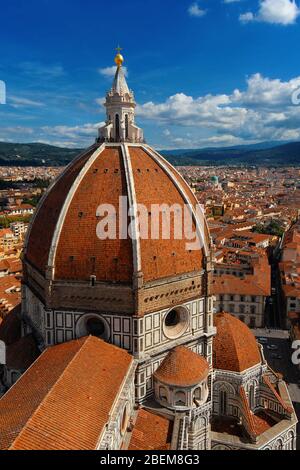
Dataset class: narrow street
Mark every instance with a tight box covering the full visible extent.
[253,246,300,449]
[253,328,300,449]
[257,244,300,447]
[265,249,284,329]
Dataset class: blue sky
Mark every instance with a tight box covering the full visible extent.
[0,0,300,149]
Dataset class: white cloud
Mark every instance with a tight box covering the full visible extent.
[19,62,65,78]
[173,137,184,144]
[41,122,104,140]
[4,72,300,149]
[34,139,81,148]
[99,66,128,78]
[231,73,300,106]
[0,122,106,148]
[240,0,300,25]
[239,12,255,22]
[158,133,245,150]
[95,97,106,106]
[188,2,207,17]
[137,73,300,145]
[259,0,299,24]
[205,135,242,144]
[0,126,34,135]
[9,96,44,108]
[137,92,244,130]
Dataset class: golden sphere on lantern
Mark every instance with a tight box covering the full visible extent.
[114,53,124,67]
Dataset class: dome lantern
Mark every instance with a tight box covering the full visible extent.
[98,49,144,144]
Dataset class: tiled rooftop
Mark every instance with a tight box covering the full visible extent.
[213,312,261,372]
[154,346,209,387]
[0,336,133,450]
[129,409,173,450]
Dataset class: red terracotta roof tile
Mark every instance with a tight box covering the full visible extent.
[212,267,271,297]
[129,409,173,450]
[150,148,210,246]
[25,146,97,275]
[0,336,133,450]
[129,147,204,282]
[240,386,276,438]
[154,346,209,387]
[25,144,210,285]
[239,385,257,439]
[55,147,133,282]
[252,411,275,435]
[263,375,293,414]
[213,312,261,372]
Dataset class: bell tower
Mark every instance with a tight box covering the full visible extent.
[98,48,144,143]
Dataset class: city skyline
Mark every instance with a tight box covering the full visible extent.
[1,0,300,149]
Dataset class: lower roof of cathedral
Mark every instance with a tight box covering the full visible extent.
[128,409,173,450]
[154,345,209,387]
[213,312,261,373]
[0,312,295,450]
[0,336,133,450]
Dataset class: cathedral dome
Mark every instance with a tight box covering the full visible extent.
[25,145,209,285]
[213,312,261,373]
[23,52,211,318]
[154,346,209,387]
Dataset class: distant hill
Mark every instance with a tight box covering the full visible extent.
[0,140,300,167]
[160,141,300,166]
[161,141,289,156]
[0,142,82,166]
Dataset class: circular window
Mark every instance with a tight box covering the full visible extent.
[163,307,189,340]
[76,314,109,341]
[86,317,105,337]
[120,403,130,435]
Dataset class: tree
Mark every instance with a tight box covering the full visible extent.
[252,220,285,238]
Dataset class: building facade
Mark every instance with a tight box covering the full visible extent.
[213,247,270,328]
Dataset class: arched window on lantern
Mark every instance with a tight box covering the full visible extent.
[175,390,186,407]
[220,390,228,415]
[249,384,255,409]
[115,114,120,141]
[125,114,129,139]
[159,386,168,403]
[194,386,202,405]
